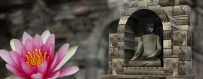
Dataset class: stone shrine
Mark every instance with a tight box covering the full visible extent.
[100,0,196,79]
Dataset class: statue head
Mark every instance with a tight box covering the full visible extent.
[146,22,154,33]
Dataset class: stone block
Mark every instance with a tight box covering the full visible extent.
[111,59,124,75]
[178,61,192,76]
[109,33,118,48]
[164,58,179,76]
[172,31,191,46]
[163,40,172,48]
[173,46,192,61]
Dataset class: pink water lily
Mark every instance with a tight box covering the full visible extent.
[0,30,79,79]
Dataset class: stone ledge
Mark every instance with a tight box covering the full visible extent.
[100,75,196,79]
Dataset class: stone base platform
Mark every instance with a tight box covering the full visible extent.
[128,58,161,67]
[124,67,164,75]
[100,75,196,79]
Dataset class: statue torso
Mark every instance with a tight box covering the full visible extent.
[141,34,157,57]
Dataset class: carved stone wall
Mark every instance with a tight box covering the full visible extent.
[101,0,195,79]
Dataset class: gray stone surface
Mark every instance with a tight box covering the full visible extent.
[0,0,127,79]
[0,0,203,79]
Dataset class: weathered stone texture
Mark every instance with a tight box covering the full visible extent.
[0,0,203,79]
[0,0,129,79]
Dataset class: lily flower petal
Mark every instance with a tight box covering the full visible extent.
[48,54,59,72]
[6,64,29,78]
[5,75,23,79]
[9,51,21,68]
[38,61,48,74]
[47,71,60,79]
[25,39,34,52]
[10,39,15,51]
[47,44,54,57]
[54,46,78,71]
[33,34,44,49]
[22,32,33,44]
[45,34,55,48]
[1,30,79,79]
[55,44,69,66]
[56,43,69,60]
[58,66,79,78]
[21,62,33,76]
[31,73,43,79]
[48,44,69,72]
[0,50,15,66]
[41,30,51,44]
[40,45,48,54]
[13,39,24,56]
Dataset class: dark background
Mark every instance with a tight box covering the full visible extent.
[125,9,164,67]
[0,0,203,79]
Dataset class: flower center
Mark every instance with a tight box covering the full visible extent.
[25,49,49,67]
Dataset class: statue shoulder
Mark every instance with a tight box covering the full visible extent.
[156,34,160,38]
[155,35,160,39]
[141,34,159,38]
[151,34,160,37]
[151,33,157,36]
[141,34,148,37]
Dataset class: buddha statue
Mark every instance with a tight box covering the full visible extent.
[129,22,162,67]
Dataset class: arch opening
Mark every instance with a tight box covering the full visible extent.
[124,9,164,67]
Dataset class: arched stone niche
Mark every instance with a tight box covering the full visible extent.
[103,0,194,79]
[124,9,164,67]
